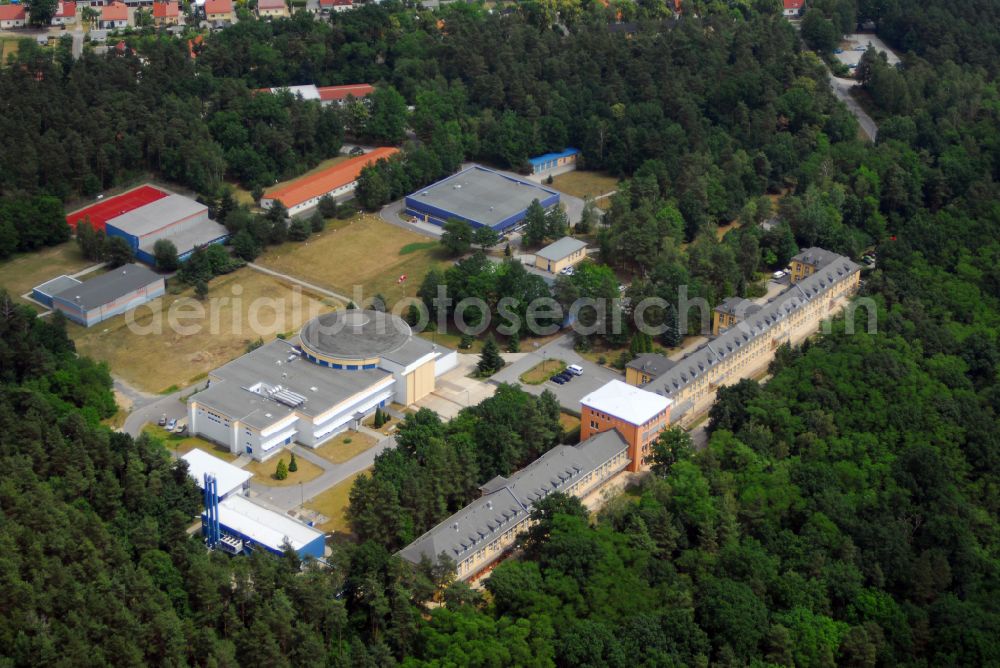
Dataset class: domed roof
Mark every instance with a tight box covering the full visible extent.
[299,309,412,361]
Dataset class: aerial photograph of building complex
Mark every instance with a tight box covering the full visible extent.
[0,0,997,663]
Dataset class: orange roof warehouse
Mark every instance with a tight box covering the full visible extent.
[261,147,399,216]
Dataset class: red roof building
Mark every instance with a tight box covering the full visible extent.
[783,0,804,16]
[152,0,179,23]
[319,0,352,10]
[317,84,374,104]
[0,5,27,27]
[204,0,234,19]
[100,1,128,26]
[262,147,399,214]
[53,1,77,21]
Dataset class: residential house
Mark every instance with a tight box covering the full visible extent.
[256,0,287,18]
[204,0,233,23]
[0,4,27,29]
[52,1,78,25]
[783,0,803,17]
[318,0,352,12]
[98,1,128,28]
[152,0,178,24]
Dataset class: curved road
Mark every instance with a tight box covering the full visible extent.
[827,71,878,142]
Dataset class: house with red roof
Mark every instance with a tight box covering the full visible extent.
[0,4,27,29]
[318,0,352,13]
[152,0,178,24]
[52,1,77,25]
[256,0,288,19]
[783,0,804,17]
[99,1,128,28]
[204,0,234,22]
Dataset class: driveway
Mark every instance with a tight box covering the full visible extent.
[413,353,497,419]
[379,200,442,238]
[827,71,878,141]
[250,434,397,512]
[120,378,196,437]
[490,333,623,411]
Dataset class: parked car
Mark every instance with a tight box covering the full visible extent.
[158,415,167,426]
[349,146,365,156]
[557,371,574,382]
[174,421,186,434]
[567,364,584,376]
[772,270,785,279]
[551,375,566,385]
[166,419,177,431]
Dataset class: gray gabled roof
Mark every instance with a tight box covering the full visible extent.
[398,430,629,567]
[52,264,161,311]
[644,251,860,414]
[535,236,587,262]
[792,247,840,270]
[625,353,676,379]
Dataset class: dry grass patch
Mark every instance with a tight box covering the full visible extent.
[305,469,368,534]
[520,359,566,385]
[143,424,240,462]
[70,267,337,393]
[257,215,450,308]
[314,431,377,465]
[244,451,324,486]
[551,171,619,199]
[0,242,96,305]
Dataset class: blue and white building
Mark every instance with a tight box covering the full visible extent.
[48,264,164,327]
[404,165,560,232]
[183,450,326,560]
[527,148,580,177]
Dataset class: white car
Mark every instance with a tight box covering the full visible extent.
[560,266,575,276]
[567,364,584,376]
[772,270,785,279]
[166,419,177,431]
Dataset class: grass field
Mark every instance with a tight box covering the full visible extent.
[305,469,368,534]
[142,424,239,462]
[1,38,20,64]
[0,242,97,305]
[559,412,581,442]
[244,451,323,486]
[551,171,619,200]
[70,268,337,393]
[520,359,566,384]
[257,214,450,308]
[314,431,376,465]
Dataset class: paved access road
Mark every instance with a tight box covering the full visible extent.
[828,71,878,142]
[490,333,623,411]
[251,431,396,512]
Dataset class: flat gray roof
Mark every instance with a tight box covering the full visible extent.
[34,275,82,298]
[52,263,161,311]
[535,236,587,262]
[408,166,558,228]
[644,252,860,414]
[139,218,229,257]
[107,194,208,239]
[198,338,391,429]
[398,430,628,567]
[714,296,762,318]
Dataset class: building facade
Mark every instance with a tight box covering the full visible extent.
[261,147,398,216]
[0,5,27,28]
[528,148,580,177]
[789,247,840,283]
[534,236,587,274]
[152,0,179,24]
[580,380,671,472]
[103,192,229,265]
[99,1,128,28]
[398,430,630,580]
[256,0,288,18]
[712,296,761,336]
[189,311,457,461]
[629,250,861,425]
[52,1,77,25]
[50,263,165,327]
[404,165,561,232]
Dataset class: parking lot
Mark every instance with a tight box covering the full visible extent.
[490,334,624,411]
[833,33,901,69]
